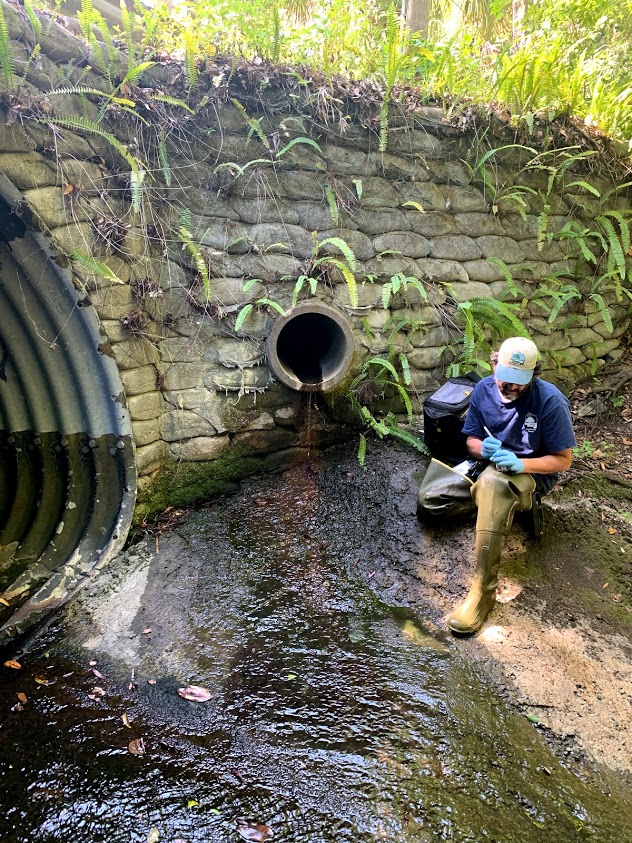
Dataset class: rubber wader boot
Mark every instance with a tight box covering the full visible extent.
[446,467,536,635]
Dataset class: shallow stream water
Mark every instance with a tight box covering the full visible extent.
[0,444,631,842]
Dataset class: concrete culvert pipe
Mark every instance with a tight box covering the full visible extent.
[266,301,355,392]
[0,175,136,646]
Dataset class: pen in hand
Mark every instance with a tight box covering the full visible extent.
[483,425,511,473]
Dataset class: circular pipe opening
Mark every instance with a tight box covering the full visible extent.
[266,301,355,392]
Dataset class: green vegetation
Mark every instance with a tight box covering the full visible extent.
[23,0,632,145]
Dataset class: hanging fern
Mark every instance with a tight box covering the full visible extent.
[0,3,14,87]
[597,213,629,279]
[41,114,142,178]
[325,185,339,225]
[158,133,171,187]
[180,225,211,300]
[230,99,270,148]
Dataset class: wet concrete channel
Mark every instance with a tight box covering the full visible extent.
[1,442,631,842]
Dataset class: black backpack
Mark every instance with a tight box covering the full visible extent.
[423,372,481,465]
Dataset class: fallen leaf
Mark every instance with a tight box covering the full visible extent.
[612,594,622,602]
[92,668,105,679]
[17,692,27,703]
[142,628,153,634]
[542,766,552,775]
[0,597,10,606]
[187,799,199,808]
[122,712,132,728]
[128,737,146,756]
[147,679,157,685]
[35,675,56,686]
[603,582,609,589]
[3,660,21,669]
[608,527,618,534]
[177,685,212,702]
[62,183,75,195]
[236,819,274,842]
[525,712,540,724]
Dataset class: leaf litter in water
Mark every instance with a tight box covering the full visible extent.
[3,660,21,669]
[236,819,274,841]
[177,685,212,702]
[128,737,146,756]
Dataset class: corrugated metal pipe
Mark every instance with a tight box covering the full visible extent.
[0,175,136,646]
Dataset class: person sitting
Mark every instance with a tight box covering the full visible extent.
[417,337,576,634]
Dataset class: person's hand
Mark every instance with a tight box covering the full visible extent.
[491,449,524,474]
[481,436,502,459]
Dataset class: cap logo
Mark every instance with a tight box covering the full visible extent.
[510,351,526,367]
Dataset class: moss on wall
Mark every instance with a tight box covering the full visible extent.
[134,450,267,524]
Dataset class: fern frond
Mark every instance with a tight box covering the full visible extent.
[325,185,339,226]
[0,3,15,87]
[323,257,358,307]
[71,251,124,283]
[487,257,518,294]
[399,353,411,386]
[183,29,198,91]
[148,93,195,113]
[276,136,322,158]
[120,0,137,71]
[130,168,145,212]
[122,61,155,86]
[230,98,269,148]
[364,356,400,382]
[357,433,367,467]
[50,86,136,108]
[597,215,626,279]
[589,293,613,333]
[180,225,211,300]
[235,303,254,331]
[23,0,42,39]
[42,115,141,177]
[158,133,171,187]
[316,237,357,270]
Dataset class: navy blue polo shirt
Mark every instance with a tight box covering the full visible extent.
[462,376,576,494]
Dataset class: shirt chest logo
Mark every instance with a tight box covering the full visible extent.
[524,412,538,433]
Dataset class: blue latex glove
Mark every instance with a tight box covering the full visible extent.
[491,449,524,474]
[481,436,502,459]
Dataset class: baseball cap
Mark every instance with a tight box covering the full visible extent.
[495,337,538,385]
